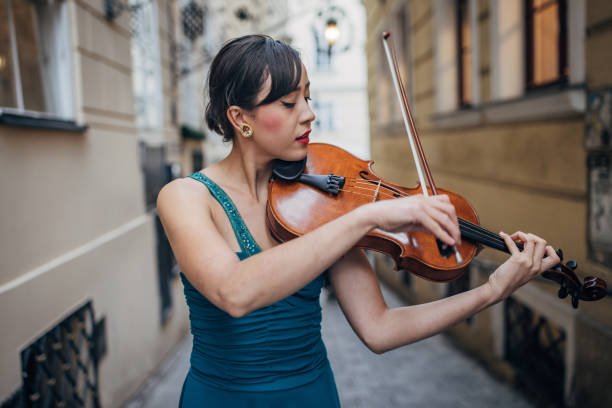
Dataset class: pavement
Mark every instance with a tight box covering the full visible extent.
[122,283,532,407]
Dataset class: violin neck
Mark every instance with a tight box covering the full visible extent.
[458,218,512,254]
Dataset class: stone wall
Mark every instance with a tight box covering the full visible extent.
[364,0,612,406]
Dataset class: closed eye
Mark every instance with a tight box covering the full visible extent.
[281,101,296,108]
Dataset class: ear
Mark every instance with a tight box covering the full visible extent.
[227,106,252,136]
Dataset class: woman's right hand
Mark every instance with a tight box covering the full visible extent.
[366,194,461,246]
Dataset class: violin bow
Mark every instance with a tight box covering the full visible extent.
[382,31,462,264]
[380,31,607,308]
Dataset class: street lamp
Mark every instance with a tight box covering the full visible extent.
[251,2,354,60]
[324,19,340,48]
[314,4,353,60]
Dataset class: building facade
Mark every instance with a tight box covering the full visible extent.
[0,0,189,406]
[0,0,299,405]
[275,0,370,159]
[364,0,612,406]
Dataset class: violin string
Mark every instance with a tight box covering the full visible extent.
[345,180,400,200]
[344,181,398,198]
[459,219,506,244]
[458,219,508,247]
[459,222,507,249]
[337,188,384,199]
[341,177,509,250]
[344,178,404,197]
[344,177,400,189]
[341,185,508,249]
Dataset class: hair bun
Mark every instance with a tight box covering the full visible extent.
[204,35,302,142]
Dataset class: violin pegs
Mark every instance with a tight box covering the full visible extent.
[558,281,568,299]
[556,248,564,262]
[571,294,579,309]
[567,260,578,270]
[571,289,580,309]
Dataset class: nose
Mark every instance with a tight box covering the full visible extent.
[301,100,315,125]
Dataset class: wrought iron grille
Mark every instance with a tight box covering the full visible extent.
[1,302,106,408]
[505,297,566,407]
[446,268,470,297]
[181,0,205,42]
[140,142,180,323]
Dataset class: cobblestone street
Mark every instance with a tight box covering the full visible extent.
[123,283,532,407]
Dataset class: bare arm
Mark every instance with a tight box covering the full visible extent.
[330,232,560,354]
[157,179,460,318]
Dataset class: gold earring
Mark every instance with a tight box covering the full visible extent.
[241,124,253,138]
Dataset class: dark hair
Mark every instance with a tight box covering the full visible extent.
[205,35,303,142]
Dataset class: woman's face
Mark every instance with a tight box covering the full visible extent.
[244,65,315,162]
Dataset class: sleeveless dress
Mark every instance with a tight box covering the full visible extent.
[178,172,341,407]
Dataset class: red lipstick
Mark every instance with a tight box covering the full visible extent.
[296,130,311,145]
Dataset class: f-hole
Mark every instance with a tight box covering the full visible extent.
[359,171,403,197]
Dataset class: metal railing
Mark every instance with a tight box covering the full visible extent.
[1,301,106,407]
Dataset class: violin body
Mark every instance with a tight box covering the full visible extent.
[266,31,606,307]
[267,143,480,282]
[267,143,607,306]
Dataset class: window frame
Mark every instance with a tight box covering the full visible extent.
[0,0,81,131]
[373,1,414,131]
[457,0,472,108]
[130,0,165,132]
[524,0,569,90]
[432,0,585,128]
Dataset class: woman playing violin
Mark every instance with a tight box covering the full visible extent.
[157,34,561,407]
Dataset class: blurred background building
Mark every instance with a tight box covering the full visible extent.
[365,0,612,407]
[0,0,368,406]
[1,0,188,406]
[1,0,611,407]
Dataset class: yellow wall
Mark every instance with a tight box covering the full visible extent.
[0,0,189,406]
[364,0,612,406]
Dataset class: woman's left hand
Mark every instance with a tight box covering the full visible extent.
[487,231,561,302]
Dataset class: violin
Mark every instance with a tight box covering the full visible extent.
[265,32,608,309]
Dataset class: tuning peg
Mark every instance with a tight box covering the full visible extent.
[556,248,564,261]
[571,292,579,309]
[567,260,577,270]
[558,281,568,299]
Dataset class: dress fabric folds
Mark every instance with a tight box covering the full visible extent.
[178,172,341,407]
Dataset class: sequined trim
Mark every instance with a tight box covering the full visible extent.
[188,172,261,256]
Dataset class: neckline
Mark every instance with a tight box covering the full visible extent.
[189,172,262,256]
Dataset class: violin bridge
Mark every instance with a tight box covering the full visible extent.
[373,179,382,202]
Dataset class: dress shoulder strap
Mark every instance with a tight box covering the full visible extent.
[187,172,261,256]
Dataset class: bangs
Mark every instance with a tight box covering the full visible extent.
[206,35,304,140]
[256,41,302,106]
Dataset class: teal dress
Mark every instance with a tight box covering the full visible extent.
[178,172,341,407]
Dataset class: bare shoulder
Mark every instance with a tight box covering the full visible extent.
[158,176,205,201]
[156,176,212,222]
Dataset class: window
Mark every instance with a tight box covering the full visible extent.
[315,48,332,71]
[376,2,413,127]
[315,27,334,73]
[311,23,334,72]
[0,0,74,118]
[313,101,334,132]
[393,3,413,121]
[375,46,391,127]
[131,0,164,130]
[457,0,472,107]
[525,0,568,89]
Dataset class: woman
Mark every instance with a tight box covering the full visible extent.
[157,35,560,407]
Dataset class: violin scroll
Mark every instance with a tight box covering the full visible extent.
[542,260,607,309]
